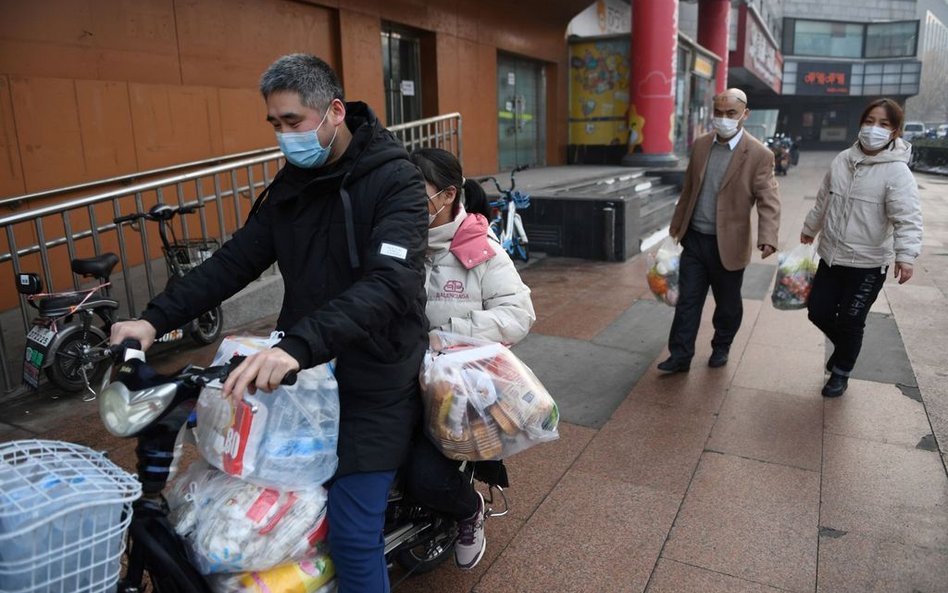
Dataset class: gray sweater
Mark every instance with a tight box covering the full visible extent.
[690,140,736,235]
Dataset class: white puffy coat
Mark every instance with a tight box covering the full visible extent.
[425,207,535,344]
[803,138,922,268]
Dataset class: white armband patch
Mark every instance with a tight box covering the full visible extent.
[379,242,408,260]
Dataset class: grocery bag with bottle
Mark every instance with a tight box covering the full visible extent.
[193,333,340,490]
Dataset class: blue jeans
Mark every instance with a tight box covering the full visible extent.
[327,470,396,593]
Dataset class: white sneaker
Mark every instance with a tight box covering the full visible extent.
[454,491,486,570]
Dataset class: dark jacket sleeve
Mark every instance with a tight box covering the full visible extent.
[276,159,428,368]
[139,206,277,335]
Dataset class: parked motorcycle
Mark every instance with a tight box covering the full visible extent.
[766,136,792,176]
[98,342,509,592]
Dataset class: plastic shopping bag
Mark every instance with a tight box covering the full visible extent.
[165,459,329,574]
[207,553,335,593]
[771,244,819,310]
[419,331,559,461]
[646,236,682,306]
[195,334,339,490]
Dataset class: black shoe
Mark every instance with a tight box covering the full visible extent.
[657,357,690,373]
[708,350,729,368]
[822,373,848,398]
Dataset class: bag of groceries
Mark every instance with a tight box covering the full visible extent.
[419,332,559,461]
[194,333,339,490]
[207,553,335,593]
[165,460,329,574]
[771,244,819,310]
[646,236,682,307]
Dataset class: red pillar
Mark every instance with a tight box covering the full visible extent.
[622,0,678,167]
[698,0,730,95]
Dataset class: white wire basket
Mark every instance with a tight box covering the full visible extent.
[0,439,141,593]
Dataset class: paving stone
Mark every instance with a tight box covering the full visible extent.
[646,558,789,593]
[817,530,948,593]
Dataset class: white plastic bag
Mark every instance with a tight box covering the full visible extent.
[419,332,559,461]
[772,244,819,310]
[165,459,329,575]
[646,236,682,307]
[194,334,340,490]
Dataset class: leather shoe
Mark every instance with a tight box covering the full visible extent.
[821,373,848,397]
[708,350,729,368]
[657,357,690,373]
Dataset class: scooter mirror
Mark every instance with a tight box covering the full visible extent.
[99,376,178,437]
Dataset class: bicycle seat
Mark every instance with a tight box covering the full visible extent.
[71,253,119,280]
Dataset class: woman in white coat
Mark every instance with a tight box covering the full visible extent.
[801,98,922,398]
[407,147,535,570]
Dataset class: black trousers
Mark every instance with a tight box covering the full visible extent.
[807,260,887,376]
[668,230,745,362]
[405,435,480,519]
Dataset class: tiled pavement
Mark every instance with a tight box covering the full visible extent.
[2,153,947,592]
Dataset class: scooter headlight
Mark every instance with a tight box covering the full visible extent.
[99,380,178,437]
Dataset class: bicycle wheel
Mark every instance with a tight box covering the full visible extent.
[191,306,223,345]
[46,328,109,392]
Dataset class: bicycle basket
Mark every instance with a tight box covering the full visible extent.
[163,238,220,274]
[511,191,530,210]
[0,439,141,593]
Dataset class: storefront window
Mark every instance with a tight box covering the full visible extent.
[865,21,918,58]
[793,20,863,58]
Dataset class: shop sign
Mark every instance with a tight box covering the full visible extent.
[693,55,715,79]
[742,6,782,93]
[796,63,852,95]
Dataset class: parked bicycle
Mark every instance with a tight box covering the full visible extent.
[14,203,223,397]
[112,203,224,346]
[478,166,531,262]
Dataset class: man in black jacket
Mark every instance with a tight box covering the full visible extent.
[110,54,429,593]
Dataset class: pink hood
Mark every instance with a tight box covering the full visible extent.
[449,213,496,270]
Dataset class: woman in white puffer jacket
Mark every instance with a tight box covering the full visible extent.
[406,148,535,571]
[801,98,922,398]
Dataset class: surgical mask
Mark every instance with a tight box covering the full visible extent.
[276,109,336,168]
[427,189,446,226]
[712,117,741,139]
[858,125,892,151]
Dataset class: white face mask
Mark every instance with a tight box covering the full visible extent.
[712,117,741,139]
[858,125,892,151]
[427,189,446,226]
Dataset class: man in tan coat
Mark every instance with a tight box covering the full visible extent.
[658,88,780,373]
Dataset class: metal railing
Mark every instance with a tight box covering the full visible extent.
[0,112,462,394]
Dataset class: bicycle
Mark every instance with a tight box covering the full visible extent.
[113,203,223,346]
[477,165,531,262]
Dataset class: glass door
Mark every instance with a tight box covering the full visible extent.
[381,24,422,126]
[497,54,547,170]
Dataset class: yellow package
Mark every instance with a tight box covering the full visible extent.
[233,554,334,593]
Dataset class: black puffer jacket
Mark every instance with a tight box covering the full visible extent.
[141,102,429,476]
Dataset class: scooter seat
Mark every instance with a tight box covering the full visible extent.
[38,293,87,317]
[72,253,119,280]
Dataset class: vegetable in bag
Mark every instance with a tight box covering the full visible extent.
[646,236,682,307]
[772,244,819,310]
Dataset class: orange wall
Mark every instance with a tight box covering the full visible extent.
[0,0,579,197]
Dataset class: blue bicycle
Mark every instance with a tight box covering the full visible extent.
[478,166,531,262]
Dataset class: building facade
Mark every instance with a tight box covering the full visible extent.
[0,0,591,199]
[724,0,930,149]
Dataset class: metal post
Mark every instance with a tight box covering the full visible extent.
[6,226,30,332]
[603,205,616,261]
[35,218,54,293]
[62,211,79,290]
[134,192,157,299]
[212,174,227,240]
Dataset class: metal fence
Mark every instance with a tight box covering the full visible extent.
[0,112,462,394]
